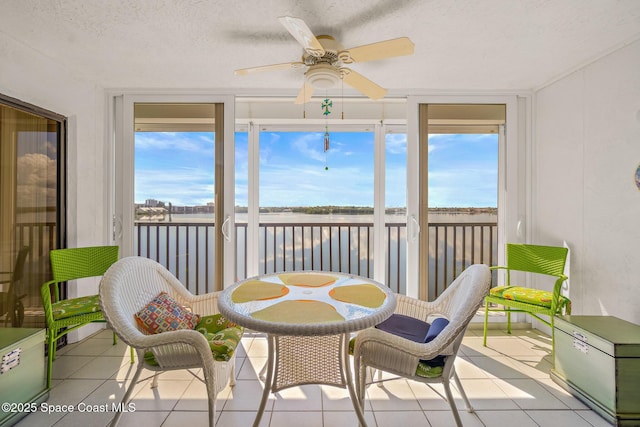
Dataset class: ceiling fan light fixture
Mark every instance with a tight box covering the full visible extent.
[305,64,341,89]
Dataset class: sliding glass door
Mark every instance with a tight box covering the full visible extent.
[0,94,65,328]
[407,97,518,301]
[113,95,235,292]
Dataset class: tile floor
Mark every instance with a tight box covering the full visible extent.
[16,326,612,427]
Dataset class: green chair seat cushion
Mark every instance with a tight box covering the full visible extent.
[416,357,445,378]
[144,314,244,365]
[490,286,555,308]
[52,294,102,320]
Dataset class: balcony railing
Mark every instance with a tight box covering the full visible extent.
[135,220,497,298]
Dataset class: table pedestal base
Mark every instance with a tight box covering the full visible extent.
[253,333,367,427]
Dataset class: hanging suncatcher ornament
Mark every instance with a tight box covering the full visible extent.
[322,98,332,170]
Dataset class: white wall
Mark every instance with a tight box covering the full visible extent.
[533,39,640,325]
[0,32,108,340]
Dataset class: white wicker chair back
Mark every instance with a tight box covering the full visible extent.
[98,256,237,427]
[354,263,491,427]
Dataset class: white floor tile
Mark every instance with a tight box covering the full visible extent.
[48,378,106,405]
[47,409,113,427]
[173,377,209,411]
[321,384,371,412]
[475,409,539,427]
[456,379,520,410]
[51,355,94,380]
[129,379,192,411]
[215,410,271,427]
[237,355,267,380]
[272,385,323,411]
[323,410,377,427]
[270,410,323,427]
[113,410,169,427]
[245,335,269,358]
[161,410,210,426]
[365,379,422,411]
[374,410,429,427]
[575,409,615,427]
[62,337,121,356]
[504,355,553,379]
[526,409,597,427]
[467,355,529,379]
[67,356,130,380]
[424,409,485,427]
[492,378,568,410]
[408,380,463,411]
[24,328,611,427]
[455,356,491,379]
[220,379,275,411]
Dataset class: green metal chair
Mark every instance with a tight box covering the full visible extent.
[41,246,133,387]
[483,243,569,356]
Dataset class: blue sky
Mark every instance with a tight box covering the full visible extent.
[135,131,497,208]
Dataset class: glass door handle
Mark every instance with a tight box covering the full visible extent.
[221,216,231,242]
[409,215,420,242]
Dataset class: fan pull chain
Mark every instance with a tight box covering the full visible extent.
[341,78,344,120]
[303,83,307,118]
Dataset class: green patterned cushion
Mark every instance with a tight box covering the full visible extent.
[490,286,553,308]
[416,358,445,378]
[52,294,101,320]
[195,314,244,361]
[143,314,244,366]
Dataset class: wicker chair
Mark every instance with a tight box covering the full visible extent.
[41,246,133,388]
[353,264,491,427]
[99,256,242,427]
[483,243,569,356]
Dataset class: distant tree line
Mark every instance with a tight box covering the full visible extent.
[235,206,496,215]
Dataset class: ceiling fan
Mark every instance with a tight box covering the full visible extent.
[235,16,414,104]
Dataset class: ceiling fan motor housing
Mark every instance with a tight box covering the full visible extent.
[305,63,342,88]
[302,35,345,89]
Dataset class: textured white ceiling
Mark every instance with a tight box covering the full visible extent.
[2,0,640,96]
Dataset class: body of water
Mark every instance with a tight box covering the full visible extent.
[135,209,498,296]
[160,209,497,224]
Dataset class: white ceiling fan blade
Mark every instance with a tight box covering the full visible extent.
[235,62,304,76]
[294,81,315,104]
[341,37,414,63]
[278,16,325,57]
[341,68,387,100]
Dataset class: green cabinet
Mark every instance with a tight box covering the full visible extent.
[0,328,48,427]
[551,315,640,426]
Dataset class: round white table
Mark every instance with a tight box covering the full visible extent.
[218,270,396,427]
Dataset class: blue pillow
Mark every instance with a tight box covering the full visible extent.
[375,314,450,344]
[375,314,430,343]
[424,317,449,343]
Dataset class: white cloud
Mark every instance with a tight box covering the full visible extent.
[259,163,374,207]
[290,133,325,162]
[16,153,57,207]
[136,132,213,153]
[135,167,214,206]
[386,133,407,155]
